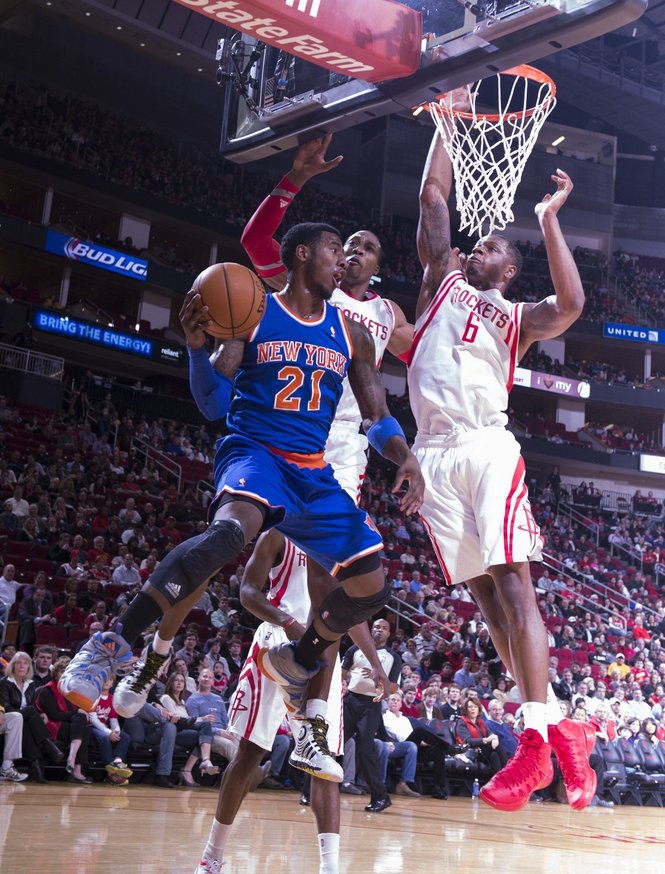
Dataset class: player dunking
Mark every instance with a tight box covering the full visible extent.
[241,135,412,773]
[410,103,595,812]
[196,530,348,874]
[58,223,424,766]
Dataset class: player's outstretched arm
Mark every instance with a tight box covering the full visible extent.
[416,130,454,321]
[241,134,342,292]
[180,288,244,421]
[239,529,306,641]
[345,319,424,515]
[519,169,585,358]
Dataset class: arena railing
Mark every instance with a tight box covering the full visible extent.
[131,435,182,493]
[0,342,64,380]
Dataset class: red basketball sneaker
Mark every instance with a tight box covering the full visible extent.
[548,719,597,811]
[479,728,553,812]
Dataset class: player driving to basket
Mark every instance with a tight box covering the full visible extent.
[58,222,424,778]
[241,135,414,773]
[409,85,595,812]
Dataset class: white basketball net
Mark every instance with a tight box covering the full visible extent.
[428,66,556,238]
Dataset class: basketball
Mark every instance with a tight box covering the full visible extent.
[193,262,266,339]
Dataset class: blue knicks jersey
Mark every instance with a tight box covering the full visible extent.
[226,293,354,454]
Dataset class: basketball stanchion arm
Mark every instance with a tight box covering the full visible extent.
[188,345,233,422]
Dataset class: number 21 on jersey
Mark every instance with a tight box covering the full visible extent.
[274,366,324,412]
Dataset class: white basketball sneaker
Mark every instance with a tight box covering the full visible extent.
[113,646,172,717]
[289,716,343,783]
[195,854,224,873]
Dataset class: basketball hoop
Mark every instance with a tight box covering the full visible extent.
[426,65,557,238]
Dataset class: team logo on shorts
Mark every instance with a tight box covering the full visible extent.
[364,513,380,534]
[229,689,248,721]
[238,477,246,487]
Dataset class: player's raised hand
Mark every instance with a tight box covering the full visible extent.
[535,168,574,221]
[391,451,425,516]
[290,133,343,186]
[180,288,213,350]
[450,246,467,276]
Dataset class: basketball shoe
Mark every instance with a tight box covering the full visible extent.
[289,716,343,782]
[548,719,597,811]
[113,646,172,718]
[256,642,318,715]
[479,728,554,812]
[58,631,133,711]
[195,854,224,873]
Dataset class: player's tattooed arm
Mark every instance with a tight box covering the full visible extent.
[518,169,584,359]
[239,529,306,641]
[210,339,245,382]
[416,131,454,320]
[346,319,424,514]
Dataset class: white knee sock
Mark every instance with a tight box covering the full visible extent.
[546,684,565,726]
[520,702,548,743]
[153,630,173,656]
[202,819,231,861]
[318,833,340,874]
[306,699,328,720]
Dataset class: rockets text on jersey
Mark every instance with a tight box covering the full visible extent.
[407,271,522,436]
[329,288,396,428]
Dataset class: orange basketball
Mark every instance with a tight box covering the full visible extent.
[193,262,266,339]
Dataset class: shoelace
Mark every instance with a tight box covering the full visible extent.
[127,651,164,691]
[493,732,543,787]
[307,717,332,756]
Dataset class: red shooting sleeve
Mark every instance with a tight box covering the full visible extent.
[240,175,300,280]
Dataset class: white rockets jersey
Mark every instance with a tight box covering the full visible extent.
[266,538,310,625]
[330,288,396,428]
[407,270,522,435]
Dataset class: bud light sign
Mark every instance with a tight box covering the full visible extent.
[45,231,148,281]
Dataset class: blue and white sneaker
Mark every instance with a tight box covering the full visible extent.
[257,642,318,715]
[58,631,133,711]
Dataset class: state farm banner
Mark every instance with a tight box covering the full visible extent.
[513,366,591,399]
[175,0,422,82]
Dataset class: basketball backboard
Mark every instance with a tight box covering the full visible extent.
[208,0,646,163]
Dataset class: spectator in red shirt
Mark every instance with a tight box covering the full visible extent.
[400,686,421,719]
[53,593,85,628]
[160,515,182,545]
[631,615,651,642]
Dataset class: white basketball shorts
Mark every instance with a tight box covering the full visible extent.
[414,426,543,586]
[325,421,368,506]
[227,622,343,754]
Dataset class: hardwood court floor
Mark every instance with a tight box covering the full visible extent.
[1,782,663,874]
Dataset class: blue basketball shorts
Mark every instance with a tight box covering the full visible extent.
[211,434,383,575]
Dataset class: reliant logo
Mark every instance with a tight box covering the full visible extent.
[178,0,374,74]
[63,238,148,278]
